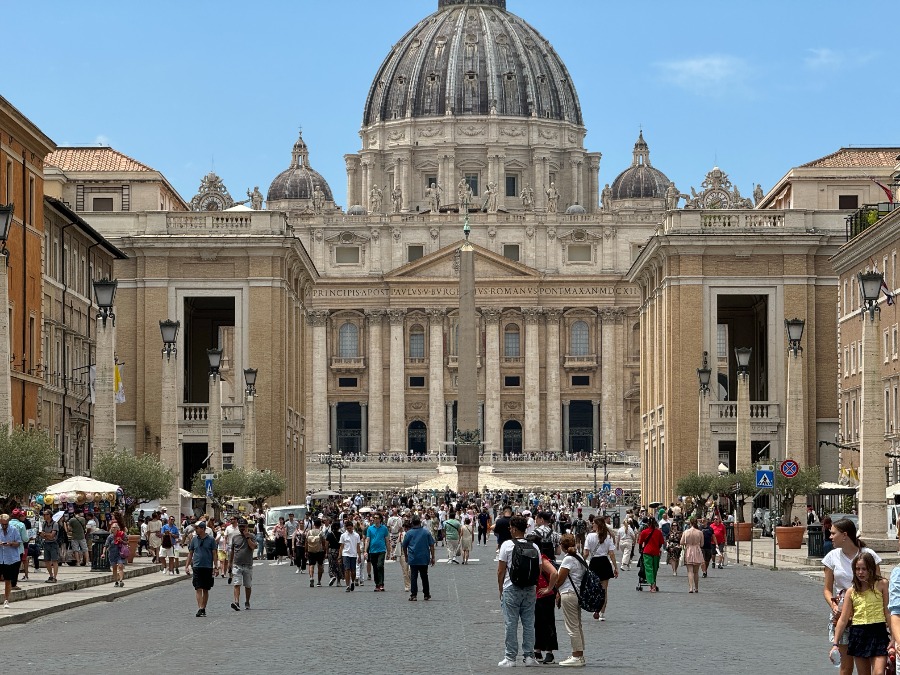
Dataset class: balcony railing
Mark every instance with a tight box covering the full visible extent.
[710,401,778,419]
[846,202,900,240]
[406,357,427,366]
[180,404,244,423]
[563,354,598,370]
[330,356,366,372]
[447,354,482,369]
[502,356,524,365]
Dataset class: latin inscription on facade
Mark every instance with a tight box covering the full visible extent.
[311,285,638,299]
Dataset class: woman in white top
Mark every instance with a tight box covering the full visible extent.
[583,517,618,621]
[555,533,587,668]
[616,520,635,570]
[822,517,882,675]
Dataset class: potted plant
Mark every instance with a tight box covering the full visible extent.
[774,466,821,550]
[727,469,759,541]
[126,526,140,563]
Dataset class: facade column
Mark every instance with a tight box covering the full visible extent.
[365,310,385,454]
[698,387,713,474]
[446,402,454,444]
[388,309,407,453]
[345,155,359,208]
[523,307,543,452]
[478,401,484,447]
[785,345,806,464]
[482,308,502,456]
[330,402,338,452]
[736,373,751,470]
[426,309,446,456]
[244,392,256,470]
[447,154,456,196]
[496,154,506,211]
[532,155,545,211]
[859,307,886,537]
[94,313,117,453]
[589,156,600,213]
[563,402,570,453]
[307,310,330,456]
[570,159,580,206]
[614,310,626,454]
[360,402,368,455]
[592,399,600,453]
[362,161,372,213]
[401,155,411,212]
[544,308,562,452]
[160,340,180,513]
[600,309,616,450]
[0,259,9,427]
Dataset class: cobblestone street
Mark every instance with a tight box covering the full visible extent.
[2,546,826,674]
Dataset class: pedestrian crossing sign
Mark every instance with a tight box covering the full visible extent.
[756,469,774,489]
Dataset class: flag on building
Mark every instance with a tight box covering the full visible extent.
[114,363,125,404]
[873,179,895,204]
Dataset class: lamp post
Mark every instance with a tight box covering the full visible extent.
[335,455,347,493]
[784,318,806,483]
[0,204,13,428]
[92,278,118,454]
[244,368,258,470]
[858,272,887,538]
[735,347,752,473]
[697,351,713,474]
[207,348,223,470]
[324,444,333,490]
[159,319,180,514]
[590,449,600,493]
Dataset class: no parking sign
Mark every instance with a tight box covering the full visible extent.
[780,459,799,478]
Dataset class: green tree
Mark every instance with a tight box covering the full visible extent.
[92,449,175,527]
[774,466,821,523]
[0,426,58,510]
[675,473,718,517]
[244,469,287,509]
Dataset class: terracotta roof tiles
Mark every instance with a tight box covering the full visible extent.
[45,147,155,173]
[800,147,900,169]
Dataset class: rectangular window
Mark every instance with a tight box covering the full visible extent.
[425,175,437,192]
[571,375,590,386]
[887,389,892,434]
[843,281,848,315]
[29,316,35,372]
[504,329,520,357]
[851,344,857,374]
[505,174,518,198]
[885,330,890,363]
[92,197,114,212]
[567,244,592,263]
[338,377,358,388]
[503,244,520,262]
[28,177,34,226]
[844,348,849,377]
[504,376,521,387]
[893,325,898,358]
[223,443,234,470]
[5,160,11,204]
[717,324,728,358]
[407,245,424,262]
[409,332,425,358]
[409,376,425,388]
[335,246,360,264]
[465,173,479,197]
[838,195,859,210]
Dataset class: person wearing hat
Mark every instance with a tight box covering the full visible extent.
[39,510,60,583]
[0,513,23,608]
[185,521,216,617]
[227,518,257,611]
[9,510,27,581]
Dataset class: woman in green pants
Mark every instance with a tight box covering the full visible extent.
[637,518,666,592]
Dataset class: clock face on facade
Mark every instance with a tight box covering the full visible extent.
[703,189,729,209]
[201,195,225,211]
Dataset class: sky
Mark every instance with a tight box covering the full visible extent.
[6,1,897,207]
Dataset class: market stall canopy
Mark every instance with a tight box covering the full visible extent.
[45,476,120,494]
[309,490,342,499]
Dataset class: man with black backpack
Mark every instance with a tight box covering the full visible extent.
[496,515,540,668]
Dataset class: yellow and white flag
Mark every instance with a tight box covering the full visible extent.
[114,363,125,404]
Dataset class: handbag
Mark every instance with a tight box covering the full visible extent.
[117,541,130,559]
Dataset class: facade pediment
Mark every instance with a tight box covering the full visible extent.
[325,230,370,246]
[558,228,602,243]
[384,241,541,280]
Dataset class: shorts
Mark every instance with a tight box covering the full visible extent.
[702,548,713,564]
[217,551,227,561]
[829,616,850,646]
[69,539,88,553]
[160,547,176,559]
[43,543,60,562]
[342,556,357,571]
[0,562,20,587]
[232,564,253,588]
[307,551,325,566]
[192,567,214,591]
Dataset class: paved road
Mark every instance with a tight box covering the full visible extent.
[2,545,826,674]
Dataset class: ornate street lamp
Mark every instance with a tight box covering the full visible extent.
[697,350,711,393]
[159,319,179,358]
[785,318,805,356]
[734,347,752,379]
[859,272,884,320]
[207,348,223,376]
[0,204,13,257]
[93,278,118,327]
[244,368,258,398]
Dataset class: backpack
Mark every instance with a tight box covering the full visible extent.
[570,555,606,612]
[161,532,173,549]
[509,539,540,588]
[307,529,323,553]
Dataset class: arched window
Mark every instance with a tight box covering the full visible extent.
[338,322,359,358]
[504,324,520,357]
[570,321,589,356]
[409,324,425,358]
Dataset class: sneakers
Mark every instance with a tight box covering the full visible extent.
[114,581,120,587]
[497,657,516,668]
[523,656,537,666]
[196,608,206,617]
[542,653,554,664]
[345,586,352,592]
[2,600,8,609]
[245,602,251,610]
[329,578,337,587]
[309,579,314,587]
[558,656,585,667]
[702,572,707,578]
[295,569,300,574]
[230,602,241,611]
[316,582,322,587]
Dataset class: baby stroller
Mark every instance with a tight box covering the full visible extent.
[635,541,650,591]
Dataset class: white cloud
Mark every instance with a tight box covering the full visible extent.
[94,134,111,146]
[656,55,753,97]
[804,47,877,70]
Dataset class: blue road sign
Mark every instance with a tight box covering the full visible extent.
[602,482,612,493]
[205,478,214,499]
[756,469,774,489]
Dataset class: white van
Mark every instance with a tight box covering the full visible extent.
[265,505,307,538]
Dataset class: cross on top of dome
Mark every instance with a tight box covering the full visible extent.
[632,131,651,167]
[438,0,506,10]
[291,131,309,169]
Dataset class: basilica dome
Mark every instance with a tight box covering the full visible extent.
[267,132,334,203]
[362,0,583,126]
[610,132,670,201]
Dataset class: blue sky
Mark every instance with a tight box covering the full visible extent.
[7,1,896,207]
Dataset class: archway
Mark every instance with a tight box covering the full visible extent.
[569,400,593,453]
[503,420,523,455]
[408,420,427,455]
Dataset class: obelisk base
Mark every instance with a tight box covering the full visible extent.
[457,443,480,494]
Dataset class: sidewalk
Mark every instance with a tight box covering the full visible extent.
[1,557,189,626]
[730,539,900,570]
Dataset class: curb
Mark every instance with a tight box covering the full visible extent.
[10,563,167,601]
[0,569,190,627]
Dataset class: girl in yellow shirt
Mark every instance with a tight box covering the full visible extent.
[832,551,890,673]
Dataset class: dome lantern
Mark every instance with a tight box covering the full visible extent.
[609,131,671,203]
[267,129,335,211]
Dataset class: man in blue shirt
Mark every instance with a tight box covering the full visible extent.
[185,521,216,617]
[160,516,181,575]
[0,513,23,608]
[364,512,391,592]
[401,515,435,601]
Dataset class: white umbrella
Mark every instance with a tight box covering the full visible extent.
[45,476,120,494]
[52,511,65,523]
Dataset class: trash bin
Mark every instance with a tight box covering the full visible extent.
[725,522,735,546]
[612,512,621,529]
[807,524,824,558]
[91,530,110,571]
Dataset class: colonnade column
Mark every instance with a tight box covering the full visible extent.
[307,310,330,456]
[426,309,446,456]
[599,308,617,451]
[544,308,562,452]
[522,307,543,452]
[387,309,407,453]
[482,308,502,457]
[366,310,385,454]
